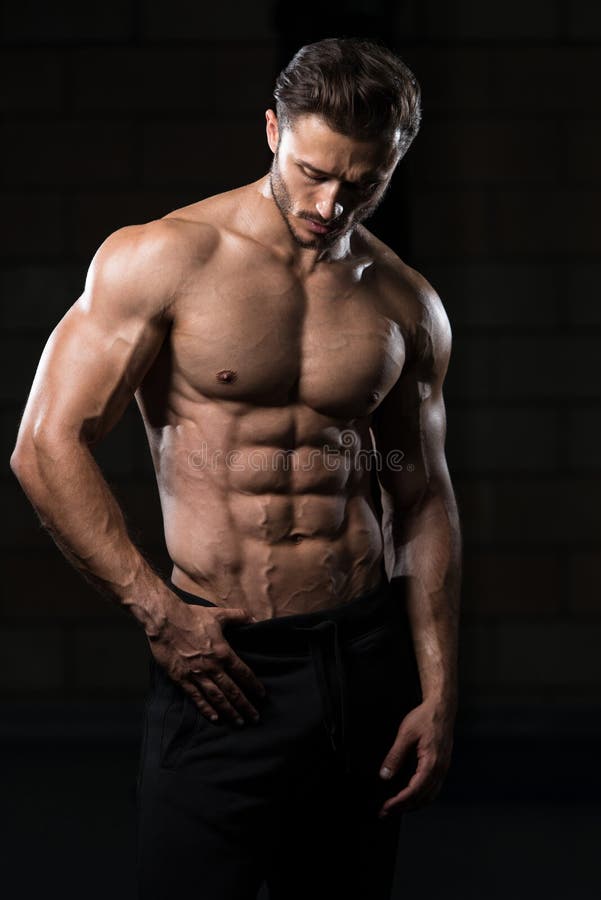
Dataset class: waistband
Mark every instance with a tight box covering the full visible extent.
[166,561,406,653]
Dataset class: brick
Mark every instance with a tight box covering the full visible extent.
[407,118,560,186]
[461,550,563,616]
[71,45,277,113]
[452,478,495,544]
[0,550,122,619]
[425,262,561,328]
[8,470,166,561]
[403,47,490,112]
[446,407,559,474]
[567,1,601,38]
[2,119,136,188]
[68,623,148,692]
[143,0,277,40]
[1,0,135,42]
[567,552,601,613]
[423,0,561,39]
[0,192,64,258]
[3,481,68,551]
[566,119,601,185]
[89,404,140,478]
[489,478,601,545]
[443,334,493,401]
[0,263,84,330]
[491,188,601,256]
[410,188,489,259]
[489,48,601,112]
[64,189,192,258]
[0,51,62,111]
[2,409,22,469]
[567,407,601,470]
[133,419,157,478]
[457,622,496,689]
[71,47,212,113]
[0,333,49,403]
[566,264,601,325]
[491,336,601,399]
[487,622,601,687]
[0,625,64,693]
[107,481,166,549]
[392,1,421,40]
[453,476,601,547]
[142,119,271,187]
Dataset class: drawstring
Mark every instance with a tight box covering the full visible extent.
[294,619,351,775]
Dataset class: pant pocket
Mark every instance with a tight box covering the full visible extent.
[159,682,199,770]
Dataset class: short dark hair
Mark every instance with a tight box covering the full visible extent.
[273,37,421,153]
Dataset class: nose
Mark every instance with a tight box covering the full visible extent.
[315,194,344,222]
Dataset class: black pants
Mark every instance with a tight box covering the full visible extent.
[135,566,421,900]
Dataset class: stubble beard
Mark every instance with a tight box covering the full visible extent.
[268,151,385,251]
[269,155,324,249]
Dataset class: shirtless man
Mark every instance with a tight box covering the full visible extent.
[11,37,461,900]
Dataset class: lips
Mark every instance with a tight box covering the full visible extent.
[304,218,332,234]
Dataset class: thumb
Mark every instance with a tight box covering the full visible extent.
[220,608,259,624]
[379,727,416,780]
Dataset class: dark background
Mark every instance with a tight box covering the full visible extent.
[1,1,600,897]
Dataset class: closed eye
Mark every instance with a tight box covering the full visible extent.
[301,169,382,193]
[301,170,327,183]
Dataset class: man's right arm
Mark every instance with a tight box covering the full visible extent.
[10,220,181,636]
[10,220,267,722]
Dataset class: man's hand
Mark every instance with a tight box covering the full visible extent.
[376,697,455,818]
[148,596,267,726]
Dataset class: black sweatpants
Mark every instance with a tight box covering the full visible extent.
[135,566,421,900]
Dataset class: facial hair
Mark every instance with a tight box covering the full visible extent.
[268,149,387,250]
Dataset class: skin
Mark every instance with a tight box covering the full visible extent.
[10,109,462,818]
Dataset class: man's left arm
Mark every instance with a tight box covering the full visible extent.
[370,282,462,817]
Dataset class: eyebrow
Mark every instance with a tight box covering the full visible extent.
[296,159,385,186]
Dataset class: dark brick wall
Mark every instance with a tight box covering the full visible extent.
[2,1,599,736]
[397,2,601,729]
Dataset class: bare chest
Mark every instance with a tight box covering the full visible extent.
[159,259,406,419]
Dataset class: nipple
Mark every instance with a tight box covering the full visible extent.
[216,369,237,384]
[368,391,380,404]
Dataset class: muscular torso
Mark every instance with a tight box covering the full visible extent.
[135,182,415,618]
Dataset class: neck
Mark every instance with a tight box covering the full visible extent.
[252,174,355,274]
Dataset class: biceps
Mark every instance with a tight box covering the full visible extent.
[375,389,449,512]
[23,300,167,445]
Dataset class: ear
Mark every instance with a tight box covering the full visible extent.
[265,108,279,154]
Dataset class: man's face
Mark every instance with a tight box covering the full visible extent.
[267,112,402,250]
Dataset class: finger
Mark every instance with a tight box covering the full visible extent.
[202,667,261,724]
[190,674,247,723]
[379,760,440,817]
[223,648,267,700]
[379,729,417,779]
[379,780,442,817]
[210,613,267,699]
[215,607,259,626]
[179,679,219,722]
[384,775,442,813]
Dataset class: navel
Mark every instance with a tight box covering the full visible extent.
[216,369,237,384]
[368,391,380,404]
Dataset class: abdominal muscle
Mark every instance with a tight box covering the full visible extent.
[151,413,386,619]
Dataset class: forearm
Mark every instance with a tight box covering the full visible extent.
[387,487,462,710]
[10,433,176,637]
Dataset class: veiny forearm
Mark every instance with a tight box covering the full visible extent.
[10,434,176,637]
[387,487,462,709]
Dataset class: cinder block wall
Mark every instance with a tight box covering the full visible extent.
[1,2,278,708]
[399,1,601,733]
[2,1,599,736]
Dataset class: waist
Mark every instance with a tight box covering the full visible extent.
[166,563,408,653]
